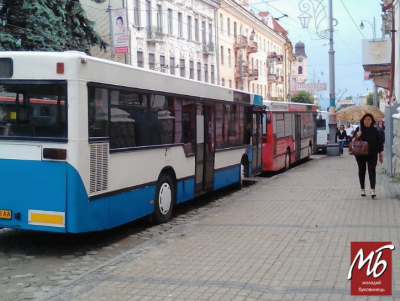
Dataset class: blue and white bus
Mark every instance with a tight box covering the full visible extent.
[0,51,263,233]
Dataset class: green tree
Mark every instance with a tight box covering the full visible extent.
[291,91,314,104]
[366,93,373,105]
[0,0,106,51]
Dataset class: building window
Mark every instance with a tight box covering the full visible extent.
[228,49,231,67]
[220,46,224,64]
[195,19,199,42]
[170,57,175,75]
[204,63,208,83]
[168,9,173,34]
[220,14,223,32]
[160,55,166,73]
[149,53,155,70]
[235,81,238,89]
[197,62,201,81]
[189,60,194,79]
[208,23,212,45]
[146,0,151,27]
[178,13,183,38]
[180,59,185,77]
[187,16,192,40]
[211,65,215,84]
[157,5,162,31]
[229,80,232,88]
[252,84,254,93]
[234,21,237,37]
[298,66,303,74]
[222,78,225,86]
[227,18,230,36]
[137,51,143,68]
[202,21,206,44]
[133,0,140,26]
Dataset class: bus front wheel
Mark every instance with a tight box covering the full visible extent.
[153,174,175,224]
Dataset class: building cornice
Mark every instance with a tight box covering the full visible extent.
[221,0,287,44]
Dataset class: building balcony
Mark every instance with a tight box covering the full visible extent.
[234,35,248,50]
[247,40,258,54]
[248,68,259,80]
[203,42,215,55]
[267,51,277,59]
[146,26,164,43]
[234,63,249,79]
[362,38,391,89]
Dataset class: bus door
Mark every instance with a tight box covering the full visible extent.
[251,112,262,175]
[295,115,302,161]
[195,103,215,196]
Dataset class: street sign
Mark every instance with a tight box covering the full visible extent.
[296,82,327,91]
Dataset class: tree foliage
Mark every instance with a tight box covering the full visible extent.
[0,0,107,51]
[366,93,373,105]
[291,91,314,104]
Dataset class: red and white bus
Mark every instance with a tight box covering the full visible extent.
[262,101,317,172]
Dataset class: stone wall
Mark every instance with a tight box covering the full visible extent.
[392,108,400,177]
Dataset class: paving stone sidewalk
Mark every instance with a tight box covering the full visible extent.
[43,153,400,301]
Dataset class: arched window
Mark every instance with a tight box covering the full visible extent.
[298,66,303,74]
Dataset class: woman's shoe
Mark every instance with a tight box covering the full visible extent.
[361,189,366,197]
[371,189,376,199]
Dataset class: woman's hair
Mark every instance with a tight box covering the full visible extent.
[360,113,376,131]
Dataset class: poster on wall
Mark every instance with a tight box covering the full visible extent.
[112,9,129,54]
[290,75,298,94]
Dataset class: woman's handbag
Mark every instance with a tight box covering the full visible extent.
[348,138,369,155]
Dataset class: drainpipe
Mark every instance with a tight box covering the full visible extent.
[214,8,220,85]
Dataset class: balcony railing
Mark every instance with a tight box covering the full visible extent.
[249,68,259,79]
[247,40,258,54]
[234,35,248,50]
[203,42,215,54]
[147,26,164,42]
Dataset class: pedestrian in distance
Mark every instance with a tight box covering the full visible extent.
[352,113,384,199]
[336,124,347,157]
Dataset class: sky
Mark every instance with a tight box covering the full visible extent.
[249,0,383,109]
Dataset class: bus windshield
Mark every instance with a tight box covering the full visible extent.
[0,82,67,138]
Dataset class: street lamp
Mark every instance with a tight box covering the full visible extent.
[359,18,376,40]
[298,0,339,156]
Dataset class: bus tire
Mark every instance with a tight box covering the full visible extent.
[153,174,175,224]
[284,150,290,171]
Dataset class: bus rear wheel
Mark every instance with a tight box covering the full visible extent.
[153,174,175,224]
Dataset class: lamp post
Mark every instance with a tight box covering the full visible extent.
[298,0,339,156]
[359,18,376,40]
[359,18,379,107]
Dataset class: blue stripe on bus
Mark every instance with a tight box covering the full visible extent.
[66,164,155,233]
[0,159,67,232]
[253,94,263,106]
[176,178,195,204]
[213,166,240,190]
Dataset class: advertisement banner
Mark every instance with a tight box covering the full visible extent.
[349,242,394,296]
[296,82,327,91]
[112,9,129,54]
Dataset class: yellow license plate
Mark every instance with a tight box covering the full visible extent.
[0,210,11,219]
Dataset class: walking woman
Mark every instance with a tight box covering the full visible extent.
[336,125,347,157]
[353,113,384,199]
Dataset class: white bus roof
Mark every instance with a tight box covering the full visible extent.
[0,51,262,106]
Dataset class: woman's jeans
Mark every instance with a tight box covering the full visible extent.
[338,140,345,155]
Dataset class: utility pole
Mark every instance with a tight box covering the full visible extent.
[108,0,115,59]
[326,0,340,156]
